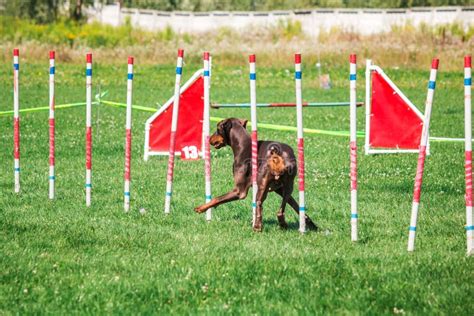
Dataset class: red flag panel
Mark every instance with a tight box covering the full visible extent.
[370,71,423,150]
[148,76,204,158]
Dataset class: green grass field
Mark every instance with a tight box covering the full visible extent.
[0,59,472,314]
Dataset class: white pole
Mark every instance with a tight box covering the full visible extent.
[364,59,372,155]
[209,55,212,88]
[249,54,258,226]
[13,48,20,193]
[349,54,358,241]
[49,51,56,200]
[85,53,93,207]
[464,55,473,256]
[124,57,134,212]
[164,49,184,214]
[203,52,212,221]
[407,58,439,252]
[295,53,306,234]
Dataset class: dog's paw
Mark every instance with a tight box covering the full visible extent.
[194,206,206,214]
[253,225,263,232]
[306,219,318,231]
[277,214,288,229]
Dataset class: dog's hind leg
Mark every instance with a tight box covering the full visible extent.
[286,196,318,231]
[274,187,290,229]
[253,185,270,232]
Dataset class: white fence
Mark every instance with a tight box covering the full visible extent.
[90,4,474,36]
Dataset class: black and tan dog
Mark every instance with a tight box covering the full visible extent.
[194,118,317,232]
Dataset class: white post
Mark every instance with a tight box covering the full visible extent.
[85,53,93,207]
[407,58,439,252]
[164,49,184,214]
[49,51,56,200]
[349,54,358,241]
[295,53,306,234]
[13,48,20,193]
[203,52,212,221]
[124,57,134,212]
[365,59,372,155]
[464,55,473,256]
[249,54,258,226]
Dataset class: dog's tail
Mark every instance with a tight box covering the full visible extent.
[267,144,285,177]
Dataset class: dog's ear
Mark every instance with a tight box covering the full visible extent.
[222,119,232,130]
[239,119,248,129]
[218,119,230,131]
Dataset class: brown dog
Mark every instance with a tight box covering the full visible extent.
[194,118,317,232]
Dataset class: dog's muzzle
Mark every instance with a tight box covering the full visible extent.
[209,134,225,149]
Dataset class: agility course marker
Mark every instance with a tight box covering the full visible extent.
[0,102,89,116]
[124,57,134,212]
[203,52,212,221]
[365,60,427,154]
[143,70,204,160]
[295,53,306,234]
[465,55,473,256]
[211,101,363,108]
[349,54,358,242]
[49,51,56,200]
[85,53,93,207]
[249,54,258,226]
[164,49,184,214]
[407,58,439,252]
[100,100,152,113]
[13,48,20,193]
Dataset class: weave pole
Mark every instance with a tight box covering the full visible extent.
[249,54,258,226]
[464,55,473,256]
[349,54,358,241]
[13,49,20,193]
[295,53,306,233]
[164,49,184,214]
[407,58,439,252]
[49,51,56,199]
[124,57,134,212]
[203,52,212,221]
[85,53,93,207]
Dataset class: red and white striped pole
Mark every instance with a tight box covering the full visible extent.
[13,48,20,193]
[203,52,212,221]
[407,58,439,252]
[124,56,134,212]
[295,53,306,233]
[85,53,93,207]
[249,54,258,225]
[464,55,473,255]
[49,51,56,200]
[349,54,358,241]
[164,49,184,214]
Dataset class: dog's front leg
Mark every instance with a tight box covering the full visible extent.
[194,187,249,213]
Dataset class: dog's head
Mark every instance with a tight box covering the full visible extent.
[209,118,248,149]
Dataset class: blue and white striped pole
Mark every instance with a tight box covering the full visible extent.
[349,54,358,241]
[464,55,473,256]
[164,49,184,214]
[49,51,56,200]
[124,57,134,212]
[295,53,306,234]
[13,48,20,193]
[203,52,212,221]
[85,53,93,207]
[249,54,258,226]
[407,58,439,252]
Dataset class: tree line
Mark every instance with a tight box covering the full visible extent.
[1,0,473,24]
